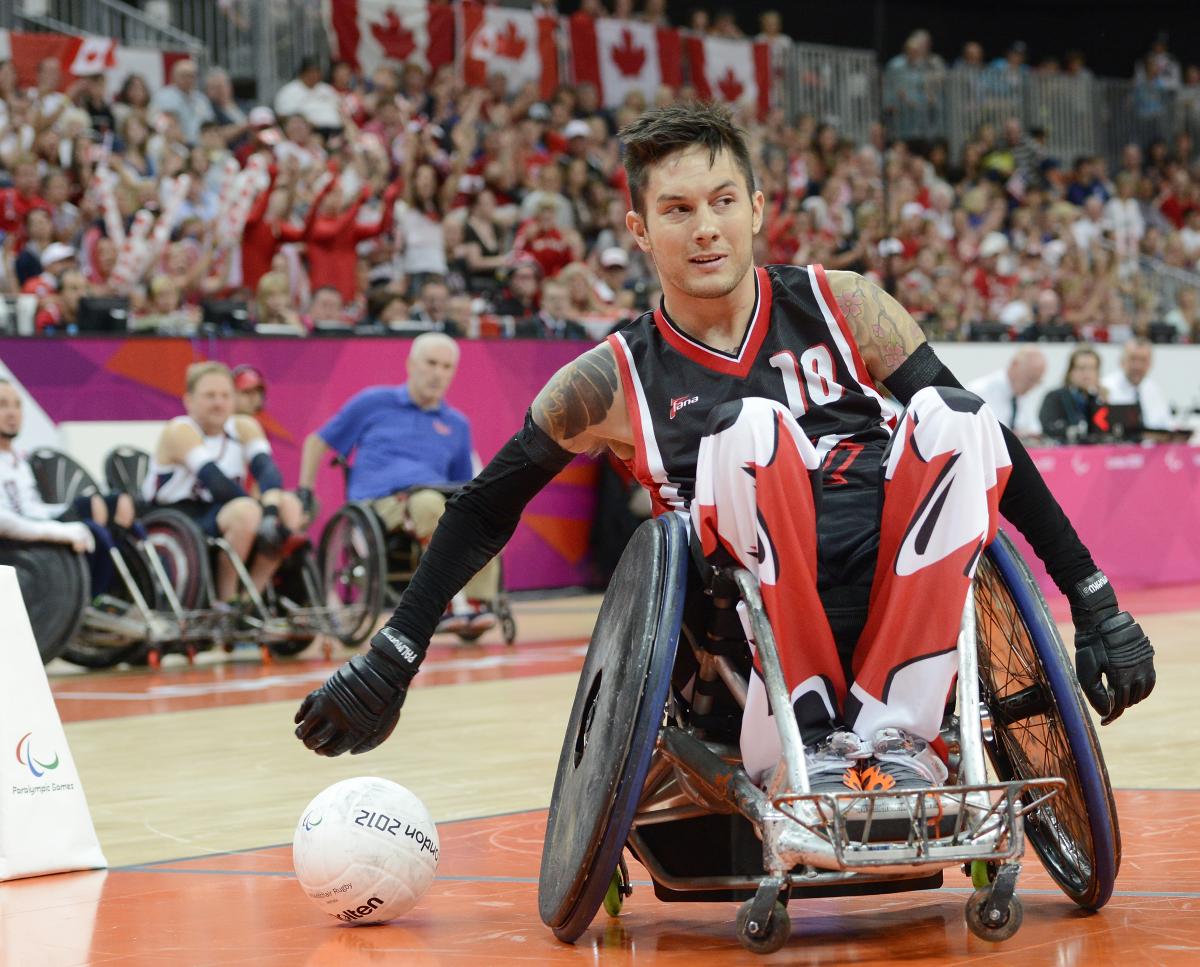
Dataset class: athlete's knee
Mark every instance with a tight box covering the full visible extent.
[911,385,987,416]
[220,497,262,535]
[703,396,790,437]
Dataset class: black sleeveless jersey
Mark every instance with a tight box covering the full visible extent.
[607,264,895,514]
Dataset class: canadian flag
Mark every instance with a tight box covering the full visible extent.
[684,34,772,119]
[322,0,455,75]
[460,1,558,100]
[569,14,681,109]
[68,37,116,77]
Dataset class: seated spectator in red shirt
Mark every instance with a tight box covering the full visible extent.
[35,268,88,333]
[0,158,48,236]
[512,198,581,279]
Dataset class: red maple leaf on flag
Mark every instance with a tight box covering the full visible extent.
[611,29,646,77]
[716,68,745,103]
[494,20,528,60]
[370,10,416,62]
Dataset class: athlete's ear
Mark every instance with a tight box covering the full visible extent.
[626,209,651,253]
[751,190,765,235]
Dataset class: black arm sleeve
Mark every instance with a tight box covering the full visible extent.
[384,411,576,646]
[882,343,1098,594]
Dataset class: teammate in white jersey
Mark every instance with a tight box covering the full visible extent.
[0,380,142,595]
[145,361,303,601]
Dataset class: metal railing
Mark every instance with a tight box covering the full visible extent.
[781,39,879,146]
[42,0,206,57]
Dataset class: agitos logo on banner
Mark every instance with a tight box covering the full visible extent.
[15,731,60,778]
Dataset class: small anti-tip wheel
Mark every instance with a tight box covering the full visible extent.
[501,613,517,645]
[603,857,632,917]
[735,899,791,955]
[965,888,1023,942]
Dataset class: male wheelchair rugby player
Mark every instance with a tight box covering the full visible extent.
[294,104,1154,951]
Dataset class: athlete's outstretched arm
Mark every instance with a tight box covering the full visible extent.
[825,270,1154,724]
[294,344,626,757]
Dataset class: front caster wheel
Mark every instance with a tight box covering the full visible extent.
[965,888,1023,942]
[735,899,790,954]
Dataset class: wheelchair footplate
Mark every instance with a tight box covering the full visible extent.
[771,776,1065,872]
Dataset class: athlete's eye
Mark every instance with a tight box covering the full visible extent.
[714,196,735,208]
[664,205,689,215]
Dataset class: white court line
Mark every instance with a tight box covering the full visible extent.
[53,644,590,702]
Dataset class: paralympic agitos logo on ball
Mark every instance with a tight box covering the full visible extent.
[15,731,60,778]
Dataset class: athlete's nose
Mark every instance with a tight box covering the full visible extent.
[693,203,720,244]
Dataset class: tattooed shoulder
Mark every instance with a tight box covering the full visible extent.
[531,342,621,449]
[826,270,925,379]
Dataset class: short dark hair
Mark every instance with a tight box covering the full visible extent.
[618,102,756,215]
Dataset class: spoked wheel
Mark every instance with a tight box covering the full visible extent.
[61,529,154,669]
[266,548,324,657]
[318,503,387,648]
[0,541,90,664]
[974,531,1120,911]
[142,508,212,610]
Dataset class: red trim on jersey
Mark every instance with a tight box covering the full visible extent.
[812,263,874,389]
[606,333,669,514]
[652,266,773,378]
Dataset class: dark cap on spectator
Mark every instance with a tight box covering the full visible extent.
[1009,40,1027,56]
[233,365,266,392]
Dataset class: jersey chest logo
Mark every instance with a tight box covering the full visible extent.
[669,395,700,420]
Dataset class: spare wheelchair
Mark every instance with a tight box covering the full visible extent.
[539,513,1119,953]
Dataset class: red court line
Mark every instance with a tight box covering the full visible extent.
[51,637,589,723]
[3,791,1198,966]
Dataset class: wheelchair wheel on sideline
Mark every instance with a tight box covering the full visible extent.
[538,514,688,943]
[266,547,325,657]
[60,528,156,669]
[318,503,387,648]
[975,530,1120,911]
[104,445,151,495]
[0,541,90,664]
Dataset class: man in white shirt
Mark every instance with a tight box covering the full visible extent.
[1101,338,1173,430]
[966,346,1047,438]
[1071,195,1106,252]
[149,59,214,145]
[274,58,344,133]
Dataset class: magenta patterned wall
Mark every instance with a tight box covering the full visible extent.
[0,337,598,591]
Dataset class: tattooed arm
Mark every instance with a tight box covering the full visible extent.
[825,270,926,382]
[531,342,633,458]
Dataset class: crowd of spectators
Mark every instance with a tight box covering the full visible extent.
[2,13,1200,345]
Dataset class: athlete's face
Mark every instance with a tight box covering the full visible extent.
[185,373,235,433]
[626,146,763,304]
[0,385,23,440]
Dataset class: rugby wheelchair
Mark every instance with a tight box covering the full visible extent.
[6,446,383,667]
[539,513,1119,953]
[326,456,517,645]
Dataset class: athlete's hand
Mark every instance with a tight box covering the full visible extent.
[294,628,422,756]
[1068,570,1155,724]
[63,522,95,555]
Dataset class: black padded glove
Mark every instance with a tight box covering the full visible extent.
[257,505,289,555]
[294,628,423,756]
[296,487,318,519]
[1068,570,1156,725]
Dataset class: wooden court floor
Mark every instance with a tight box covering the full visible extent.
[3,585,1199,966]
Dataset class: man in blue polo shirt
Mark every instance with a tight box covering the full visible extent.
[298,333,499,633]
